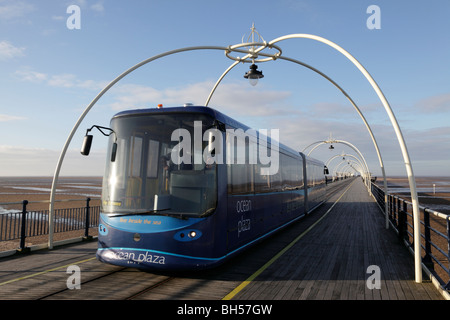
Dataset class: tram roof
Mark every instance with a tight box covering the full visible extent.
[112,105,323,165]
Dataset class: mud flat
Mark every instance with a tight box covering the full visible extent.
[0,177,102,252]
[375,176,450,214]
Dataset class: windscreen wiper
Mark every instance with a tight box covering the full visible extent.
[108,208,171,218]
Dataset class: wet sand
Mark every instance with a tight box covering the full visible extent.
[0,177,102,252]
[374,176,450,214]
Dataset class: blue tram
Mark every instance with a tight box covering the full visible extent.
[95,106,326,270]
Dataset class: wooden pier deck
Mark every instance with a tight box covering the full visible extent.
[0,178,445,301]
[227,178,444,300]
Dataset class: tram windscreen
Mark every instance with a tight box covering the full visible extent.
[101,112,218,217]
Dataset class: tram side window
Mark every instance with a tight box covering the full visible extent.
[307,162,325,187]
[280,154,302,190]
[228,164,254,194]
[254,163,268,192]
[280,153,291,190]
[105,137,127,190]
[253,143,280,193]
[226,134,305,194]
[226,130,255,194]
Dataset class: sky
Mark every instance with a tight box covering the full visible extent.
[0,0,449,178]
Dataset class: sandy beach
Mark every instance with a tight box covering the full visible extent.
[374,176,450,214]
[0,177,102,252]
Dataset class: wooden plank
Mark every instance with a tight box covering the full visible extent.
[234,178,444,300]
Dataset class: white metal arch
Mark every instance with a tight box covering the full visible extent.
[205,53,389,229]
[326,153,365,174]
[48,45,232,248]
[306,140,370,189]
[268,33,421,282]
[48,31,422,282]
[334,159,363,176]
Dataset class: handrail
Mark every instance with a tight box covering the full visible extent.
[0,197,100,252]
[0,197,100,206]
[370,182,450,292]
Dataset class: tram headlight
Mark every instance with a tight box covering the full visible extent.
[188,231,197,238]
[174,229,202,241]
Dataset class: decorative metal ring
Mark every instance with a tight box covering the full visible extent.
[225,42,282,63]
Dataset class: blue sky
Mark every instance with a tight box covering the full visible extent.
[0,0,449,177]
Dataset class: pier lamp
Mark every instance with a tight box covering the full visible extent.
[243,63,264,86]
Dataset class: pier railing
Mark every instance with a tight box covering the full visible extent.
[0,198,100,251]
[371,182,450,291]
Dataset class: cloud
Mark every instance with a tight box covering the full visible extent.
[0,145,105,176]
[47,73,78,88]
[108,81,292,118]
[0,1,34,20]
[414,93,450,113]
[14,68,108,90]
[0,40,25,60]
[0,114,26,122]
[14,68,47,82]
[91,1,104,13]
[64,0,104,13]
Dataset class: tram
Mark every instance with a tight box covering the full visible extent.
[91,105,327,270]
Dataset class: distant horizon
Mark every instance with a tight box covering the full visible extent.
[1,175,450,179]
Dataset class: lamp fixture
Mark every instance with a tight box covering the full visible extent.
[244,63,264,86]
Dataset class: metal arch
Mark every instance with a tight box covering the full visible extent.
[48,43,282,248]
[48,45,238,249]
[338,165,360,177]
[326,153,365,173]
[325,153,356,167]
[268,33,422,283]
[334,159,363,176]
[204,51,389,230]
[306,140,370,185]
[49,30,421,282]
[340,164,361,177]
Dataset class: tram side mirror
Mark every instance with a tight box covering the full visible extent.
[324,166,329,175]
[111,142,117,162]
[81,125,117,161]
[81,134,93,156]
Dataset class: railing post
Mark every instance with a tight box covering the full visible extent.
[18,200,29,252]
[395,197,400,226]
[403,201,409,243]
[422,208,434,270]
[84,197,92,240]
[390,195,395,223]
[398,205,406,243]
[445,216,450,291]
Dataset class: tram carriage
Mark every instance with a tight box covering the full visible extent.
[93,105,327,270]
